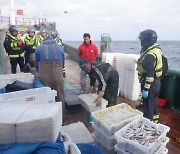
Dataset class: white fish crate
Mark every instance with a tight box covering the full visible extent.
[60,130,72,143]
[154,137,169,154]
[0,87,57,104]
[64,142,81,154]
[115,117,170,154]
[115,137,169,154]
[92,123,116,150]
[91,103,143,136]
[62,122,94,144]
[79,94,108,113]
[160,148,168,154]
[0,73,34,89]
[92,132,115,153]
[0,102,62,144]
[115,144,131,154]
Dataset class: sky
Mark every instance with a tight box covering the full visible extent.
[0,0,180,41]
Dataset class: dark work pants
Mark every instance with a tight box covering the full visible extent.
[104,70,119,107]
[25,50,35,64]
[141,78,161,121]
[10,57,24,74]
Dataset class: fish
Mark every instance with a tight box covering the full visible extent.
[123,121,162,147]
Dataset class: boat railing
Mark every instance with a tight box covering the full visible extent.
[160,69,180,112]
[63,42,79,63]
[0,28,8,74]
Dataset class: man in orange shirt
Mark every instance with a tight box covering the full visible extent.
[78,33,99,93]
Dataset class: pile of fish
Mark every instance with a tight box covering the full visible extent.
[124,122,162,147]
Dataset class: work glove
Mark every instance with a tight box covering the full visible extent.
[17,42,24,47]
[142,90,149,99]
[95,91,104,106]
[87,86,93,94]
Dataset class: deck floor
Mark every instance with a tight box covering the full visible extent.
[4,53,180,153]
[64,53,180,154]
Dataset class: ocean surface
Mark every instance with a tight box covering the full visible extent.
[65,41,180,71]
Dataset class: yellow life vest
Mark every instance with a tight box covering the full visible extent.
[37,35,43,46]
[7,32,22,51]
[6,32,24,58]
[137,43,163,81]
[53,37,62,46]
[24,35,37,49]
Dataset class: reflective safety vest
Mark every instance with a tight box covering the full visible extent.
[24,35,37,49]
[37,35,44,46]
[6,32,24,58]
[53,37,62,46]
[137,43,163,82]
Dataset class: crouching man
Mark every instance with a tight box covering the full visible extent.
[79,59,119,107]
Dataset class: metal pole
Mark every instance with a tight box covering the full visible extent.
[10,0,15,25]
[25,0,33,25]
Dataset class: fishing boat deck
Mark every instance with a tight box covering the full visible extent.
[4,53,180,153]
[64,53,180,154]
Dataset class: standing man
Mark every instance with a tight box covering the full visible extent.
[51,30,63,47]
[137,29,163,123]
[23,27,37,64]
[35,35,65,116]
[79,59,119,107]
[51,30,66,77]
[4,25,24,74]
[37,29,48,46]
[78,33,99,93]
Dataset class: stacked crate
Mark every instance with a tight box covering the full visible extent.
[115,117,170,154]
[0,102,62,144]
[0,73,34,89]
[91,103,142,153]
[0,74,64,144]
[102,53,141,101]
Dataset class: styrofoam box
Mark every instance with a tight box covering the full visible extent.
[91,103,142,136]
[115,117,170,154]
[0,87,57,104]
[0,102,62,144]
[0,73,34,89]
[115,137,169,154]
[79,94,108,113]
[64,142,81,154]
[62,122,94,144]
[92,123,116,150]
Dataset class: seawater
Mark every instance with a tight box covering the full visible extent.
[66,41,180,71]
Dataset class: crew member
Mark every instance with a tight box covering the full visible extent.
[137,29,163,123]
[35,34,65,117]
[4,25,24,74]
[23,27,37,64]
[78,33,99,93]
[79,59,119,107]
[51,30,63,47]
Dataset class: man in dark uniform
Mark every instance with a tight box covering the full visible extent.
[79,59,119,107]
[137,29,163,123]
[4,25,24,74]
[23,27,38,64]
[51,30,63,47]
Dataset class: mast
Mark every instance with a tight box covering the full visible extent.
[25,0,33,25]
[10,0,15,25]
